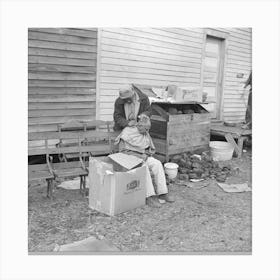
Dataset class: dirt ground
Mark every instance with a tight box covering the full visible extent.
[28,149,252,253]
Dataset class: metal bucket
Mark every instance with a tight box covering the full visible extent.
[210,141,234,161]
[164,162,179,179]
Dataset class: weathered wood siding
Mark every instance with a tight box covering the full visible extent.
[98,28,204,120]
[97,28,252,123]
[28,28,97,137]
[218,28,252,122]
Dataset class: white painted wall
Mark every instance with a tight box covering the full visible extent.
[97,28,252,123]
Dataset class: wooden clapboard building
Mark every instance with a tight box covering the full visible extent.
[28,28,98,133]
[28,28,252,145]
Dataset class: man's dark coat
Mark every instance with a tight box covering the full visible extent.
[113,92,152,131]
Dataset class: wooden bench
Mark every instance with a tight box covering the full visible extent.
[57,120,114,161]
[28,162,55,198]
[210,124,252,158]
[28,129,115,198]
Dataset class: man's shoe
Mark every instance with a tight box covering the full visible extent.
[159,193,175,203]
[146,196,162,208]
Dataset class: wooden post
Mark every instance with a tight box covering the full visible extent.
[79,175,83,194]
[237,137,245,158]
[47,179,54,199]
[83,175,86,192]
[47,179,50,198]
[50,179,54,199]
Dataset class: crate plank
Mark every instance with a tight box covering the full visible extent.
[151,138,167,155]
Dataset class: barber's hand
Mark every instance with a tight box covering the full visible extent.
[145,150,154,156]
[138,113,149,121]
[128,120,136,127]
[142,154,148,161]
[137,125,147,134]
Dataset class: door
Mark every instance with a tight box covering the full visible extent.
[202,36,225,119]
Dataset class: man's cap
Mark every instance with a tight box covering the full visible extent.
[119,86,134,99]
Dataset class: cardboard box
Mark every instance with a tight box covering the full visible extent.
[177,87,202,102]
[108,152,143,171]
[88,155,147,216]
[167,85,202,103]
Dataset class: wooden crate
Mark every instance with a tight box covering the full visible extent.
[150,103,210,162]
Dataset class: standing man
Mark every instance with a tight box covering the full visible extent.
[244,72,252,128]
[113,85,152,131]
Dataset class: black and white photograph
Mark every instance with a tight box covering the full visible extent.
[1,1,280,280]
[28,27,252,254]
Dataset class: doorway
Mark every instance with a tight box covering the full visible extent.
[202,35,226,120]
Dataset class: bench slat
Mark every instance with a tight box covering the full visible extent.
[53,168,88,177]
[52,161,89,169]
[57,120,112,131]
[28,163,49,171]
[29,143,112,156]
[28,171,53,181]
[29,131,113,141]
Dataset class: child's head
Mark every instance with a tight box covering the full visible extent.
[137,114,151,134]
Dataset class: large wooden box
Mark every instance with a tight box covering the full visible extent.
[150,103,211,162]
